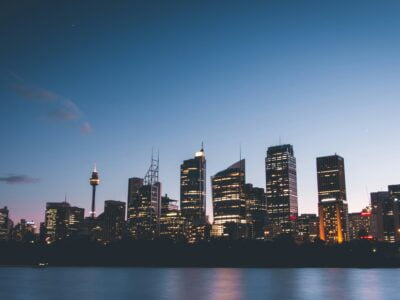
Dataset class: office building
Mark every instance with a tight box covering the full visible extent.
[0,207,12,241]
[103,200,126,242]
[211,159,248,239]
[127,154,161,240]
[265,144,298,236]
[180,146,206,226]
[348,207,373,240]
[159,194,189,241]
[44,202,70,243]
[296,214,319,242]
[244,184,267,239]
[317,154,349,243]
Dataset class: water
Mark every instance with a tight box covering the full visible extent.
[0,267,398,300]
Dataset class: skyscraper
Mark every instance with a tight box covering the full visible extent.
[370,187,400,243]
[180,146,206,226]
[296,214,319,242]
[211,159,247,239]
[127,154,161,240]
[389,184,400,241]
[89,165,100,218]
[159,194,189,241]
[45,202,70,243]
[317,154,349,243]
[127,177,144,219]
[0,207,12,241]
[68,206,85,237]
[348,207,373,240]
[244,183,267,239]
[103,200,126,242]
[265,144,298,236]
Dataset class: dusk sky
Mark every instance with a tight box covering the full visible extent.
[1,0,400,226]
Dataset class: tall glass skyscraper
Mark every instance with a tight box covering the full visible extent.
[180,147,206,226]
[317,154,349,243]
[265,144,298,236]
[211,159,247,238]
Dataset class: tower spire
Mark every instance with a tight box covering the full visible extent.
[89,165,100,218]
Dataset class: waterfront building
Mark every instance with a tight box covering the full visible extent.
[370,188,400,243]
[211,159,248,239]
[317,154,349,244]
[265,144,298,236]
[159,194,189,241]
[102,200,126,242]
[296,214,319,242]
[127,154,161,240]
[244,184,267,239]
[0,207,12,241]
[44,202,70,243]
[348,207,373,240]
[180,146,206,226]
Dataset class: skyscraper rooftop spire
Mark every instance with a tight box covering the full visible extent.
[93,163,97,173]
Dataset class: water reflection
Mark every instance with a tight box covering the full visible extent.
[0,267,399,300]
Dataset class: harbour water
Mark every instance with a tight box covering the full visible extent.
[0,267,398,300]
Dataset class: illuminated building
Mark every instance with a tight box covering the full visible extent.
[45,202,70,243]
[265,144,298,236]
[296,214,319,242]
[180,146,206,226]
[370,187,400,243]
[127,177,144,219]
[317,154,349,244]
[159,194,189,241]
[89,164,100,218]
[12,219,36,242]
[102,200,126,242]
[44,201,86,243]
[0,206,12,241]
[211,159,248,239]
[348,207,373,240]
[127,154,161,240]
[244,184,267,239]
[68,206,84,237]
[389,184,400,241]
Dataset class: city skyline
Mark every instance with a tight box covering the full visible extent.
[2,1,400,226]
[0,144,396,226]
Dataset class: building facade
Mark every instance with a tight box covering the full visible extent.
[0,207,12,241]
[317,154,349,244]
[102,200,126,242]
[44,202,71,243]
[370,188,400,243]
[296,214,319,242]
[348,207,373,240]
[265,144,298,236]
[244,184,267,239]
[211,159,248,239]
[180,147,206,226]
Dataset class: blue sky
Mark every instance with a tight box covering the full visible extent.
[1,0,400,225]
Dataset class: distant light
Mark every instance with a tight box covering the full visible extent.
[195,151,204,157]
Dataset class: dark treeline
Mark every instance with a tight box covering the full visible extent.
[1,236,400,268]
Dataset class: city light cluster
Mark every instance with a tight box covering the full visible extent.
[1,144,399,245]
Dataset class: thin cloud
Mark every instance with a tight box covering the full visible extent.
[10,83,59,102]
[4,72,93,134]
[47,99,82,121]
[0,175,40,184]
[81,121,93,134]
